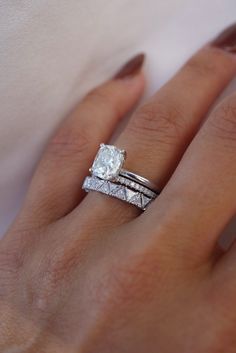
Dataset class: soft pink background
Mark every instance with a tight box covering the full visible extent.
[0,0,235,237]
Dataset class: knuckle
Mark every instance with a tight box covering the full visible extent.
[28,241,83,313]
[0,240,25,297]
[209,98,236,144]
[128,100,184,146]
[49,125,90,160]
[0,250,21,280]
[95,252,162,308]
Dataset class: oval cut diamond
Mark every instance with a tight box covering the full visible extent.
[91,144,125,180]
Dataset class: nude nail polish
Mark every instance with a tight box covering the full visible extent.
[114,53,145,79]
[212,23,236,54]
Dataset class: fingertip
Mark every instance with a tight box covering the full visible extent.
[111,53,147,96]
[113,53,146,79]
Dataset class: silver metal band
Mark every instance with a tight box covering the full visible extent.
[83,176,155,211]
[119,169,159,193]
[116,175,157,198]
[83,144,161,211]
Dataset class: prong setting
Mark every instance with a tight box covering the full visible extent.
[90,144,125,180]
[85,143,160,211]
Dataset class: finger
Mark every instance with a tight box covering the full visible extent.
[20,54,145,225]
[145,92,236,265]
[211,232,236,305]
[77,26,236,229]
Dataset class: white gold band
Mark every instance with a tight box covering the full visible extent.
[116,175,157,198]
[83,143,160,211]
[119,169,159,193]
[82,176,155,211]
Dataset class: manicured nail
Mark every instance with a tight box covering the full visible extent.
[212,23,236,53]
[114,53,145,79]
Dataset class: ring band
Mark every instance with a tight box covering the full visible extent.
[119,170,159,193]
[83,176,153,210]
[83,143,160,211]
[116,175,157,198]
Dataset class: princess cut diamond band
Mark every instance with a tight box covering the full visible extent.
[83,176,152,210]
[82,144,160,211]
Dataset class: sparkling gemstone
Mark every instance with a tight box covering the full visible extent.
[125,188,137,201]
[100,181,111,194]
[130,193,142,208]
[109,183,121,195]
[116,186,127,200]
[141,194,151,209]
[82,177,90,190]
[91,144,125,180]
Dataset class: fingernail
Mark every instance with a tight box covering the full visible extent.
[114,53,145,79]
[212,23,236,53]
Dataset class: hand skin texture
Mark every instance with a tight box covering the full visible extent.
[1,24,236,353]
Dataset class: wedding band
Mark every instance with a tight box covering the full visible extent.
[82,143,160,211]
[119,170,159,193]
[116,175,157,198]
[83,176,153,210]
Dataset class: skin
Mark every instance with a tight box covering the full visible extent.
[1,42,236,353]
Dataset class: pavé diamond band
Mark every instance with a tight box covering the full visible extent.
[82,144,160,210]
[119,170,159,193]
[116,175,157,198]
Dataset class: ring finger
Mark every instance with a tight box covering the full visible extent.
[78,25,236,227]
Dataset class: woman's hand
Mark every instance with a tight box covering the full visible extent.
[1,24,236,353]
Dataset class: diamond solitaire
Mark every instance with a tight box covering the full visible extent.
[90,144,126,180]
[84,143,160,211]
